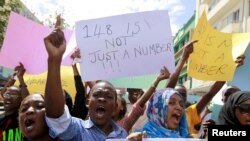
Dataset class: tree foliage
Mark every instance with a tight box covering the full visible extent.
[42,12,71,29]
[0,1,72,48]
[0,0,23,48]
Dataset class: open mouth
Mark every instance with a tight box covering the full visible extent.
[172,112,181,124]
[95,106,106,118]
[4,101,12,107]
[24,118,35,132]
[246,121,250,125]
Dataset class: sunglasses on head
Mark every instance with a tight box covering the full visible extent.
[235,104,250,114]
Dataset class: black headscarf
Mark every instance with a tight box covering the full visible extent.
[218,91,250,125]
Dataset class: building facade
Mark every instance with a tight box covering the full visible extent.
[197,0,250,33]
[173,13,195,90]
[173,0,250,95]
[190,0,250,95]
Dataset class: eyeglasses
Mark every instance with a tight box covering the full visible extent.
[235,104,250,114]
[2,93,20,99]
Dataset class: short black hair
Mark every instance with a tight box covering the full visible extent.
[90,81,117,100]
[127,88,144,94]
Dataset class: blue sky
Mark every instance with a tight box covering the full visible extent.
[20,0,196,35]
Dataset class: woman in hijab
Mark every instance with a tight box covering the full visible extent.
[218,91,250,125]
[139,88,190,138]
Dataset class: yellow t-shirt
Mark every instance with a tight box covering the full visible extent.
[185,104,201,138]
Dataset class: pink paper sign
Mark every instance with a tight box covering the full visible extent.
[0,12,75,74]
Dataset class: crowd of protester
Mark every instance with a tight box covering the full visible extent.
[0,15,249,141]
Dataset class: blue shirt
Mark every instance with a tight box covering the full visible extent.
[45,106,127,141]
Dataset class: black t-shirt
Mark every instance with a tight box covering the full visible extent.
[0,112,22,141]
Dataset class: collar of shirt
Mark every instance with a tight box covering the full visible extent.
[85,118,126,138]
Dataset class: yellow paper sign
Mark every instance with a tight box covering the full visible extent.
[16,66,77,100]
[232,33,250,60]
[188,12,235,81]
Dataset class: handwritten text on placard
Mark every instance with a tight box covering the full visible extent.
[188,12,235,81]
[76,10,175,81]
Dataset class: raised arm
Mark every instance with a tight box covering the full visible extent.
[70,48,88,119]
[137,66,170,107]
[15,62,29,99]
[196,81,225,115]
[71,48,81,76]
[118,66,170,132]
[44,15,66,118]
[166,40,198,88]
[195,54,245,115]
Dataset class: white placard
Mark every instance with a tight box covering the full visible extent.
[76,10,175,81]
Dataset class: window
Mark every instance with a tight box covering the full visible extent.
[184,74,188,81]
[186,35,189,43]
[174,46,178,54]
[180,41,184,49]
[221,9,240,27]
[208,0,220,11]
[233,9,239,23]
[178,77,183,84]
[249,0,250,16]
